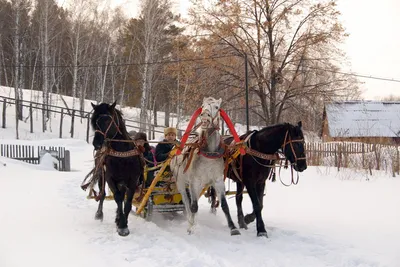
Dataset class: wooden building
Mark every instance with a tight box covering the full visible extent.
[321,101,400,144]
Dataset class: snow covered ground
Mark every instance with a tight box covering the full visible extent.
[0,87,399,267]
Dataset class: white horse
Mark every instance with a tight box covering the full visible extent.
[170,97,240,235]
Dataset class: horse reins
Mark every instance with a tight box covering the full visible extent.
[230,129,306,186]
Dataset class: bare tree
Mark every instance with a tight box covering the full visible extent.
[189,0,361,126]
[138,0,173,131]
[65,0,97,111]
[10,0,31,138]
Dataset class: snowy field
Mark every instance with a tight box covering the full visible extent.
[0,87,399,267]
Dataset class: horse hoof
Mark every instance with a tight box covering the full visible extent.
[95,212,103,221]
[210,207,217,215]
[230,228,241,236]
[244,214,255,224]
[117,227,130,236]
[257,232,268,238]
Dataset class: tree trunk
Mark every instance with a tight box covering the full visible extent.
[13,0,20,139]
[164,103,170,127]
[100,41,111,102]
[41,0,50,132]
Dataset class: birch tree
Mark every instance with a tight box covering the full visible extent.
[138,0,173,131]
[10,0,30,138]
[65,0,96,111]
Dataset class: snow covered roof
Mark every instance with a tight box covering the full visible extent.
[325,101,400,137]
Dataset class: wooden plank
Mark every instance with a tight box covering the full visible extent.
[30,103,33,133]
[2,98,6,129]
[59,108,63,138]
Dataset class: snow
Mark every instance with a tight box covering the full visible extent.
[0,88,399,267]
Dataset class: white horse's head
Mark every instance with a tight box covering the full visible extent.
[200,97,222,129]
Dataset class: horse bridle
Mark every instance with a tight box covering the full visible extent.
[282,130,306,165]
[200,104,221,129]
[95,111,122,140]
[198,106,224,157]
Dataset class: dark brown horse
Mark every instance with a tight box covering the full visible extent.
[211,121,307,237]
[89,102,143,236]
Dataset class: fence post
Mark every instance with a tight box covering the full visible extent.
[59,108,64,138]
[2,98,6,128]
[70,110,75,138]
[29,103,33,133]
[42,103,46,132]
[373,144,380,170]
[397,146,400,175]
[337,144,342,172]
[362,143,365,169]
[63,150,71,171]
[86,114,90,143]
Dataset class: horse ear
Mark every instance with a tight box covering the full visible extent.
[298,121,302,128]
[218,98,222,105]
[110,101,117,109]
[91,102,97,109]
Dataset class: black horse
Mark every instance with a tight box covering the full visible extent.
[90,102,143,236]
[218,121,307,237]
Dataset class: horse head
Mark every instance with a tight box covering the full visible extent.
[282,121,307,172]
[200,97,222,129]
[90,101,123,150]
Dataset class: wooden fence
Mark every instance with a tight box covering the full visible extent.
[0,95,183,142]
[0,144,70,171]
[305,142,400,176]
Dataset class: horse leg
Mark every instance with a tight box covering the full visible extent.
[236,182,247,229]
[124,176,138,218]
[176,177,194,234]
[244,181,266,224]
[95,180,105,221]
[208,186,218,214]
[186,183,201,234]
[124,188,134,224]
[114,183,129,236]
[245,183,268,237]
[189,183,200,214]
[214,179,240,236]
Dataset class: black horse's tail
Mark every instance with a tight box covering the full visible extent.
[81,166,101,191]
[81,151,106,191]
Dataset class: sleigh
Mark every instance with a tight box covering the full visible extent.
[132,148,185,221]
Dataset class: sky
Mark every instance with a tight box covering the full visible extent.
[111,0,400,100]
[336,0,400,100]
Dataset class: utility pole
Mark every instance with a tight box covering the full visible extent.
[244,53,249,132]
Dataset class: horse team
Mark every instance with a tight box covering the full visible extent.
[88,97,307,237]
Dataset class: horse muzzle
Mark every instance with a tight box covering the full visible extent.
[92,134,105,151]
[294,162,307,172]
[200,114,212,128]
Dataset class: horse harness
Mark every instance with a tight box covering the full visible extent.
[228,129,305,186]
[81,138,144,202]
[94,111,123,139]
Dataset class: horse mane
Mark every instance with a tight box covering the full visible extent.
[257,122,291,134]
[237,123,289,140]
[113,108,131,140]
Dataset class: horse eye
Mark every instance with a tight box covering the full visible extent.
[215,106,219,109]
